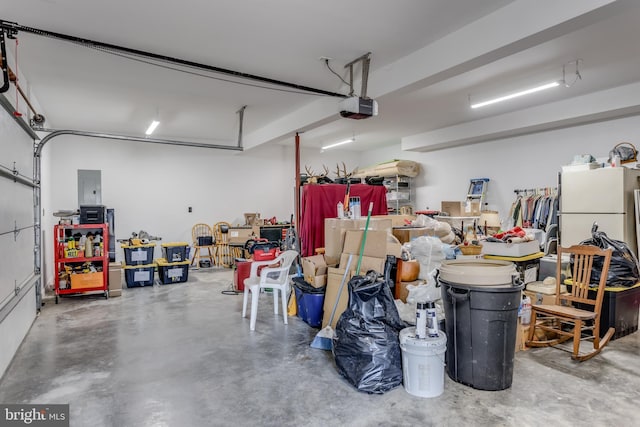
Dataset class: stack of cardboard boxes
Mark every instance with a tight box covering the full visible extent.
[321,228,402,329]
[323,217,393,266]
[299,217,404,329]
[302,255,327,288]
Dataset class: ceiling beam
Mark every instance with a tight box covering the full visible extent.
[401,81,640,152]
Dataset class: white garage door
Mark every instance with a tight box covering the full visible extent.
[0,97,39,378]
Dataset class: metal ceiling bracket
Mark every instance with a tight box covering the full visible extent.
[236,105,247,149]
[343,52,372,99]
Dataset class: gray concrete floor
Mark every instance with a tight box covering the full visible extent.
[1,268,639,427]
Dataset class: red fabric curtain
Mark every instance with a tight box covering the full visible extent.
[299,184,388,257]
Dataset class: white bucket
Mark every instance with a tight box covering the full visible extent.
[399,326,447,398]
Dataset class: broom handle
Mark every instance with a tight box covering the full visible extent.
[327,254,353,326]
[356,202,374,275]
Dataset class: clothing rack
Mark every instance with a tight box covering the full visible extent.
[513,187,557,196]
[508,187,559,232]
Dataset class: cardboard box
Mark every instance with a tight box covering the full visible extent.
[515,318,529,353]
[302,255,328,288]
[108,262,123,296]
[392,226,434,244]
[70,272,103,289]
[339,253,385,275]
[525,290,555,306]
[324,218,392,266]
[441,201,480,217]
[374,215,416,227]
[481,240,540,257]
[322,266,357,329]
[342,230,389,259]
[228,226,259,244]
[396,280,420,303]
[340,229,402,260]
[387,238,403,258]
[515,321,553,352]
[524,289,572,307]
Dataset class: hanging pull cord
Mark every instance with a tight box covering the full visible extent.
[13,37,22,117]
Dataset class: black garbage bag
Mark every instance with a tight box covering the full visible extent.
[579,224,640,287]
[292,276,325,294]
[332,270,406,394]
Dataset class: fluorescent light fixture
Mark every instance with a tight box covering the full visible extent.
[321,138,354,150]
[470,81,560,109]
[145,120,160,135]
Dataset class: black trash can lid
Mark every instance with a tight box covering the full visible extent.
[292,276,326,294]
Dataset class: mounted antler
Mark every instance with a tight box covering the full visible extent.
[317,165,334,184]
[334,164,343,179]
[304,165,319,184]
[342,162,351,178]
[340,162,359,183]
[303,164,333,184]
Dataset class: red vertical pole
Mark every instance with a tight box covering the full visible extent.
[294,132,301,232]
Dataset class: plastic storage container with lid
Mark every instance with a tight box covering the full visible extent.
[156,258,189,284]
[161,242,190,263]
[121,243,156,265]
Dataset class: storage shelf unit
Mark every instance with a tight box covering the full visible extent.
[384,175,414,214]
[54,223,109,303]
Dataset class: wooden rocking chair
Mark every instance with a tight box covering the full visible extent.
[526,244,615,361]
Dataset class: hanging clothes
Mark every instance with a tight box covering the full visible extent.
[511,188,558,232]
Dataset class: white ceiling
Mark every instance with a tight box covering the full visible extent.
[2,0,640,152]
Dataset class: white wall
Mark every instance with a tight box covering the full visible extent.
[40,114,640,287]
[40,136,360,287]
[361,115,640,225]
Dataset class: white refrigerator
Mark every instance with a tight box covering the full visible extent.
[560,167,640,257]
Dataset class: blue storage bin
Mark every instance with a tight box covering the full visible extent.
[161,242,190,262]
[124,263,156,287]
[157,258,189,284]
[121,244,156,265]
[294,286,325,328]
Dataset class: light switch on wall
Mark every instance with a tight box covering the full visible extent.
[188,207,192,213]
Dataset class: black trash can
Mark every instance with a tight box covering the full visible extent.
[439,259,523,391]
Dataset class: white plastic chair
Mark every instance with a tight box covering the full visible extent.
[242,250,298,331]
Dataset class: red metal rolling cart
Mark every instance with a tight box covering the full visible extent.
[54,223,109,303]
